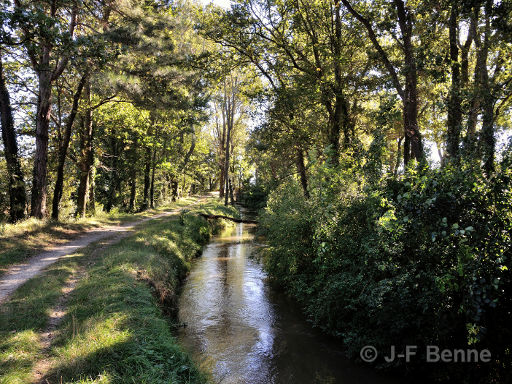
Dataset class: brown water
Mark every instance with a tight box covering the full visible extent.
[177,222,397,384]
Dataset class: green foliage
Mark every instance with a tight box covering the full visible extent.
[260,180,315,284]
[238,182,268,210]
[260,156,512,382]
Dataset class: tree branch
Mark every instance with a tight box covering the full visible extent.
[340,0,404,99]
[52,1,78,81]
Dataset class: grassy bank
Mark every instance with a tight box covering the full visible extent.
[0,198,197,276]
[0,198,238,383]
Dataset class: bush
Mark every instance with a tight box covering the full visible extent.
[238,182,269,210]
[260,159,512,383]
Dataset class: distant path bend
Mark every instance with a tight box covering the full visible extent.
[0,202,199,305]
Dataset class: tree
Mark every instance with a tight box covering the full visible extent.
[51,71,87,219]
[341,0,425,165]
[14,0,78,218]
[206,0,367,167]
[0,52,26,222]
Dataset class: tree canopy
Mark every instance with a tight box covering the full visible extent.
[1,0,512,382]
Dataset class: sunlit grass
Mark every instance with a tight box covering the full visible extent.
[0,197,202,276]
[69,374,112,384]
[52,313,132,376]
[0,330,39,384]
[0,196,235,383]
[0,254,79,383]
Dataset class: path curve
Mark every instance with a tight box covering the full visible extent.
[0,204,197,305]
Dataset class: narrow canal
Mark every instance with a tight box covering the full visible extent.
[177,219,397,384]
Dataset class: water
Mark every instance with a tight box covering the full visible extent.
[177,221,396,384]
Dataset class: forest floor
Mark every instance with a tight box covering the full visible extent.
[0,196,237,384]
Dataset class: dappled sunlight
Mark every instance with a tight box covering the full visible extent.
[0,197,242,383]
[54,314,132,365]
[0,0,509,382]
[37,208,217,383]
[0,330,40,384]
[0,266,75,331]
[0,201,194,276]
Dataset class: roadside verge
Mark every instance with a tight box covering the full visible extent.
[0,198,237,384]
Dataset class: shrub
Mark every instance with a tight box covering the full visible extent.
[238,182,269,210]
[260,159,512,382]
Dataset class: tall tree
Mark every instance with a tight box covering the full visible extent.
[206,0,363,166]
[341,0,425,165]
[445,1,463,161]
[0,52,26,222]
[51,71,87,219]
[14,0,78,218]
[76,79,94,217]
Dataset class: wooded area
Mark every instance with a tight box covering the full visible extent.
[1,0,512,382]
[0,0,256,223]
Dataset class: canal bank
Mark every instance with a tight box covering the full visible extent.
[177,216,399,384]
[0,197,233,383]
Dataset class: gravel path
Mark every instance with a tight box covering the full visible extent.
[0,206,190,305]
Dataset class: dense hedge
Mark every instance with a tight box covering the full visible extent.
[259,155,512,383]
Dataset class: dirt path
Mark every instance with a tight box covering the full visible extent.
[31,228,134,383]
[0,203,199,305]
[31,265,86,383]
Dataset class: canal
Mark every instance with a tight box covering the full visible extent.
[177,219,397,384]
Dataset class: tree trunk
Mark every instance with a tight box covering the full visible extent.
[150,146,156,209]
[30,48,52,218]
[479,0,495,175]
[0,55,26,222]
[229,178,235,205]
[465,88,480,155]
[76,167,89,217]
[129,172,137,212]
[171,179,178,202]
[446,3,462,161]
[219,102,227,199]
[142,144,151,210]
[52,72,87,220]
[87,167,95,215]
[219,162,225,198]
[396,0,423,165]
[129,140,138,211]
[333,1,350,157]
[464,3,494,174]
[461,14,475,86]
[199,213,257,224]
[394,137,403,177]
[105,132,119,213]
[224,127,231,206]
[76,80,93,218]
[296,148,309,199]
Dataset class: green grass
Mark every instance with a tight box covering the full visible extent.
[0,197,197,276]
[0,197,238,384]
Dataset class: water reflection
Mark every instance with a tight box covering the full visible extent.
[178,223,397,384]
